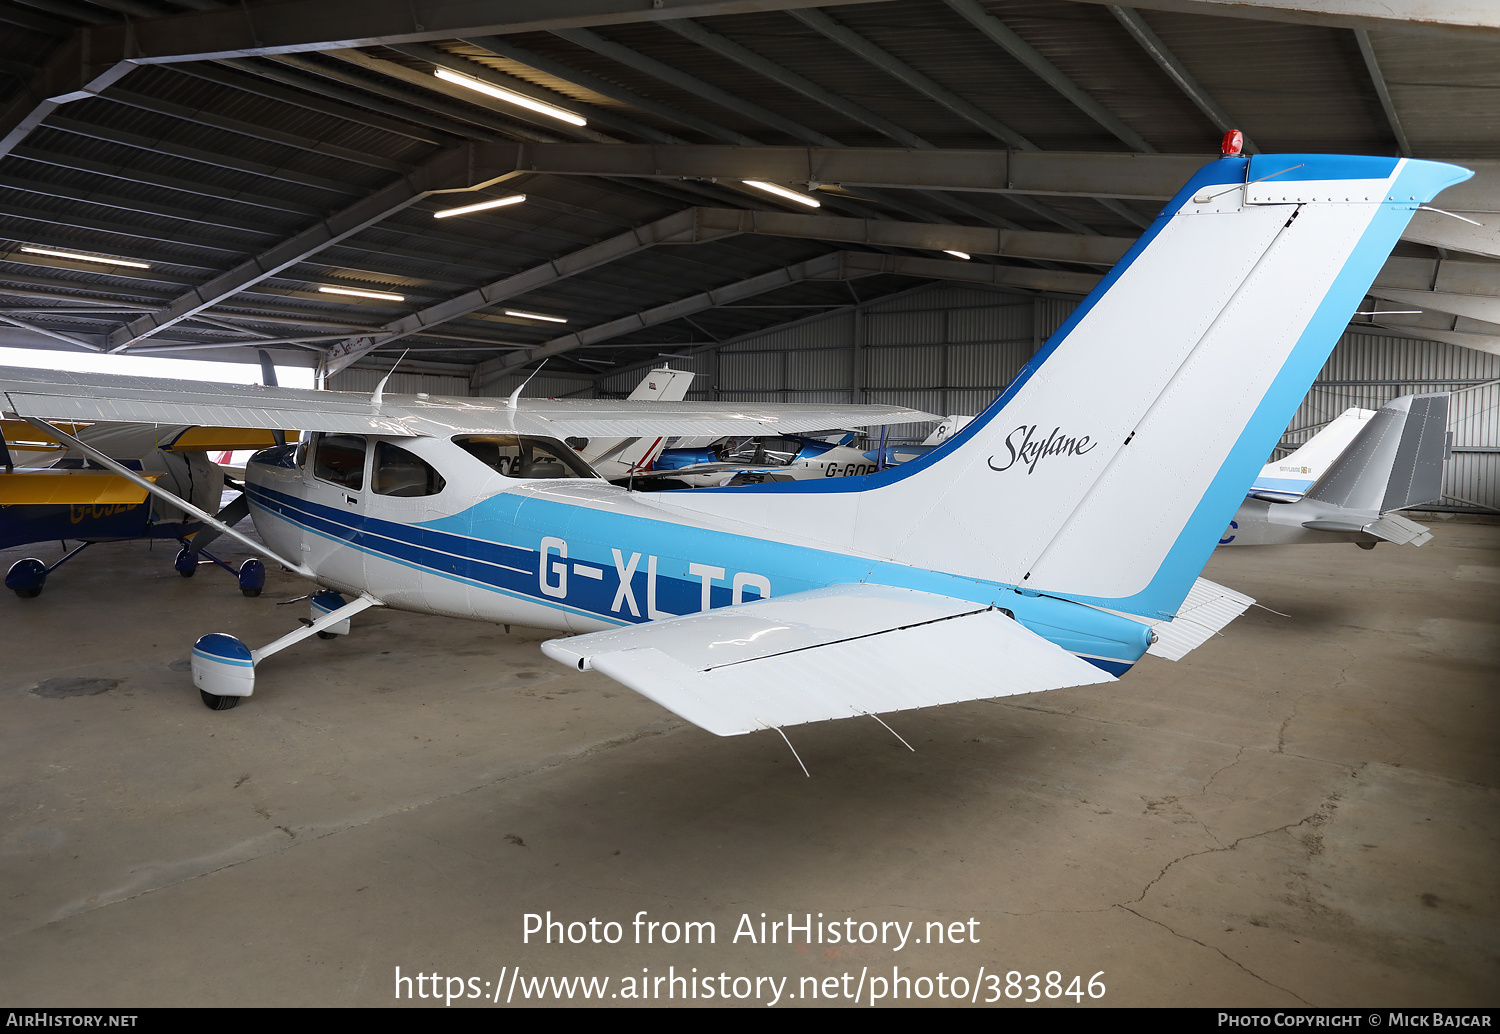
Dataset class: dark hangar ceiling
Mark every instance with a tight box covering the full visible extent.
[0,0,1497,391]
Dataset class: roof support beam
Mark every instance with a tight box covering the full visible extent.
[1402,210,1500,260]
[48,0,915,65]
[661,18,931,151]
[551,28,1015,227]
[1106,5,1259,152]
[942,0,1157,154]
[464,143,1500,255]
[322,207,732,375]
[553,27,840,149]
[0,0,903,160]
[473,252,853,385]
[329,205,1128,377]
[105,145,478,351]
[472,251,1105,385]
[787,8,1035,150]
[1368,256,1500,325]
[0,313,103,352]
[471,142,1203,197]
[779,9,1112,231]
[685,208,1131,263]
[1353,29,1412,158]
[1068,0,1500,37]
[388,42,678,145]
[463,35,754,146]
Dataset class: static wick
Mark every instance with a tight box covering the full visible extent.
[862,710,915,752]
[762,721,810,778]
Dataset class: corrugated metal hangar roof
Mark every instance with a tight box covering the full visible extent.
[0,0,1497,390]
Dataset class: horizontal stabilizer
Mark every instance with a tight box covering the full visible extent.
[1366,513,1433,547]
[1146,577,1255,662]
[1304,512,1432,546]
[541,584,1114,736]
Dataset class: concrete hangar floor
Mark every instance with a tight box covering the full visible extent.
[0,521,1494,1008]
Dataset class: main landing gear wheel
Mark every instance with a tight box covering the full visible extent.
[174,547,198,577]
[317,630,337,640]
[6,558,46,598]
[199,689,239,710]
[238,558,266,598]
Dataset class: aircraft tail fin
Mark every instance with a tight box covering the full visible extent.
[625,367,694,402]
[1304,392,1451,513]
[846,154,1471,619]
[1250,407,1376,501]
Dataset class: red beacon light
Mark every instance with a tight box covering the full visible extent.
[1221,129,1244,156]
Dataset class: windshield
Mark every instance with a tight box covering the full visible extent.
[452,435,598,480]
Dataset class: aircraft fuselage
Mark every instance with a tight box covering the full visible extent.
[245,435,1154,676]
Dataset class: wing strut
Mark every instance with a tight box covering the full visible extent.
[22,417,314,578]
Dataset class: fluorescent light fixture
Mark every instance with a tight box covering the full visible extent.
[20,246,149,269]
[504,309,567,324]
[433,67,587,127]
[433,194,526,219]
[743,180,821,208]
[319,286,405,302]
[943,250,971,260]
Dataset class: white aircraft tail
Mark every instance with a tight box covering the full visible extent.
[1251,407,1376,501]
[670,153,1470,620]
[584,367,695,476]
[625,367,694,402]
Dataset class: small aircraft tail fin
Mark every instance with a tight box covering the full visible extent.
[1250,407,1376,501]
[1304,392,1450,513]
[625,367,694,402]
[920,415,973,447]
[851,154,1470,619]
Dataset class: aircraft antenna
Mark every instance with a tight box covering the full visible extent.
[506,360,548,410]
[371,348,411,410]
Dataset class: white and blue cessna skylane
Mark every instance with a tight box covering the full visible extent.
[0,149,1470,741]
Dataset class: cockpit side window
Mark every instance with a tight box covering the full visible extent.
[312,434,366,490]
[453,435,598,480]
[372,441,446,497]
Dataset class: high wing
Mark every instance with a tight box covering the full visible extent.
[540,584,1115,736]
[0,366,936,439]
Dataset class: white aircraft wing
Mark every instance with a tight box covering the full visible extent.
[541,584,1115,736]
[0,367,934,438]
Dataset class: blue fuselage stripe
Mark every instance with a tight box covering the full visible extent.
[246,480,1147,668]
